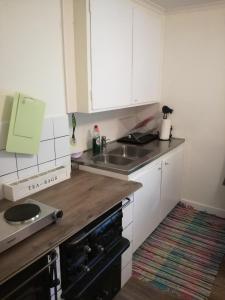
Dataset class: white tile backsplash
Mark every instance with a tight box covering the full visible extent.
[18,166,39,179]
[0,115,71,200]
[0,151,17,176]
[38,140,55,164]
[55,136,70,159]
[41,118,54,141]
[16,154,37,170]
[38,160,55,172]
[56,155,71,167]
[56,155,71,175]
[53,115,69,138]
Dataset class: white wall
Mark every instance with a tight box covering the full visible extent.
[162,4,225,209]
[0,0,66,117]
[0,1,71,200]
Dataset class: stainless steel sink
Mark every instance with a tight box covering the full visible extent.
[93,154,133,166]
[109,145,151,158]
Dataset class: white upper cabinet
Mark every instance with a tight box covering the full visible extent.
[63,0,164,113]
[90,0,133,111]
[132,4,163,105]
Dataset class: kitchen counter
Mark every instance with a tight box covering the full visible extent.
[74,138,185,175]
[0,170,141,284]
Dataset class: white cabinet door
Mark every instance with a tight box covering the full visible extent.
[90,0,132,111]
[161,147,184,220]
[132,4,163,104]
[132,161,162,253]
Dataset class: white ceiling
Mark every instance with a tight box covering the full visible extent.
[148,0,223,10]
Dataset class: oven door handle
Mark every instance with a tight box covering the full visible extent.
[3,250,58,300]
[68,197,131,247]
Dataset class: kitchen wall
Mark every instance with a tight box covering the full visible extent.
[0,0,70,200]
[162,3,225,209]
[70,104,160,154]
[0,0,66,117]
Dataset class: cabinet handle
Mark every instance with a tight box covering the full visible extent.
[165,162,169,165]
[158,167,162,170]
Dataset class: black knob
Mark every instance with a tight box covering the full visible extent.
[103,290,109,296]
[53,210,63,222]
[50,278,60,288]
[80,264,90,273]
[56,210,63,218]
[96,297,103,300]
[96,245,104,253]
[84,245,92,253]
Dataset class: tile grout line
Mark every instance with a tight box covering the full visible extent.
[15,153,19,179]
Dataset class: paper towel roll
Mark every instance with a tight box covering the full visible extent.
[160,119,171,140]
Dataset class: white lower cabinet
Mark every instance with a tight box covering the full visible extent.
[161,147,184,220]
[122,241,133,270]
[121,261,132,288]
[130,161,162,253]
[130,145,184,253]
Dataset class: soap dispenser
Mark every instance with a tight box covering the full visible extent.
[92,125,101,155]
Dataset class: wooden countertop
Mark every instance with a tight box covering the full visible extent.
[0,170,141,284]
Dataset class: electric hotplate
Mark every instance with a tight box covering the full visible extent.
[4,203,41,225]
[0,199,63,254]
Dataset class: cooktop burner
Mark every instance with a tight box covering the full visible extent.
[4,203,41,225]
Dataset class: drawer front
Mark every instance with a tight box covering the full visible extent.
[121,261,132,288]
[122,241,133,270]
[122,223,133,242]
[122,199,133,229]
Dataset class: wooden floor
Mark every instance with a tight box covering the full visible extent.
[115,256,225,300]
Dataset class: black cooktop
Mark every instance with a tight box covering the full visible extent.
[4,203,41,224]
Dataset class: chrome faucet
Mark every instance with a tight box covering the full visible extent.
[101,136,110,153]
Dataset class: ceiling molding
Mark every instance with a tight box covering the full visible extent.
[146,0,225,13]
[166,1,225,14]
[132,0,166,13]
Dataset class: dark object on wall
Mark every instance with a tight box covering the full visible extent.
[162,105,173,119]
[117,131,158,145]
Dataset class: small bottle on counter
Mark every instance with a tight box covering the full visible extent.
[92,125,101,155]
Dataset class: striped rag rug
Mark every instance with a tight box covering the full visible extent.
[132,202,225,300]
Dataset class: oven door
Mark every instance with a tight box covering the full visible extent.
[61,237,130,300]
[0,250,59,300]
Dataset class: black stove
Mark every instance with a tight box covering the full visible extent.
[60,201,130,300]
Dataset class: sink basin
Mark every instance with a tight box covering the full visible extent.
[109,145,151,158]
[93,154,133,166]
